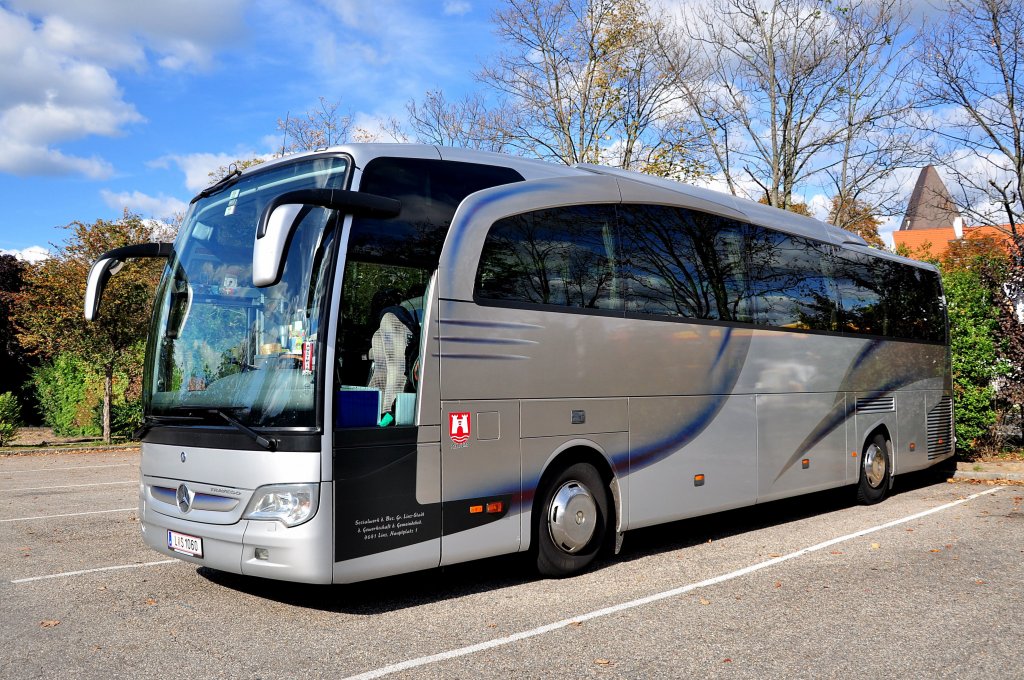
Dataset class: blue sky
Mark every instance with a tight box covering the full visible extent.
[0,0,498,259]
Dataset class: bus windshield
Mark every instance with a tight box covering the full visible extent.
[144,155,350,428]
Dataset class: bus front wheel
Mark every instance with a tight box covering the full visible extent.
[534,462,610,577]
[857,433,891,505]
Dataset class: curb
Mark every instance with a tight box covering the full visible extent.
[952,470,1024,483]
[0,444,140,456]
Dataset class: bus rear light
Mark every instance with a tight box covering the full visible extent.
[486,501,503,514]
[469,505,484,514]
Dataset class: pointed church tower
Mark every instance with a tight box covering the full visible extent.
[900,165,962,230]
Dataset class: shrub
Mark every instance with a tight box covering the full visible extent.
[31,354,101,437]
[944,268,1003,454]
[0,391,20,446]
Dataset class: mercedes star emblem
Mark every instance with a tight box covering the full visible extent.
[176,484,192,513]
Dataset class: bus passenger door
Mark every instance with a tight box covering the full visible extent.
[439,400,522,566]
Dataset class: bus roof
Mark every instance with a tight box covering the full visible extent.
[227,144,935,273]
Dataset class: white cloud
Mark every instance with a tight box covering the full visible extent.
[0,245,50,263]
[6,0,246,71]
[156,150,274,193]
[100,189,188,219]
[443,1,472,16]
[0,2,246,179]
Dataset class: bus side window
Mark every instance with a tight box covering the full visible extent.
[476,204,621,311]
[618,204,750,322]
[745,226,837,331]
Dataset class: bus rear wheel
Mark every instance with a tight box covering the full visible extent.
[856,433,891,505]
[534,462,610,577]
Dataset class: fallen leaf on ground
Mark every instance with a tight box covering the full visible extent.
[976,580,987,585]
[929,549,942,553]
[723,659,732,663]
[699,597,711,605]
[595,659,612,666]
[774,582,782,589]
[40,620,60,628]
[869,543,880,550]
[570,621,582,627]
[768,553,781,558]
[830,550,844,555]
[144,598,157,606]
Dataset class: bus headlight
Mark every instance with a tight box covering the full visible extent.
[243,484,319,527]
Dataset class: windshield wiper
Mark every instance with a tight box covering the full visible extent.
[191,168,242,204]
[210,409,277,451]
[133,414,204,439]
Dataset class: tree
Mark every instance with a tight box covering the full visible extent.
[407,89,516,152]
[11,211,163,443]
[664,0,920,213]
[478,0,704,177]
[828,196,884,247]
[758,196,812,217]
[0,254,36,417]
[277,97,351,154]
[917,0,1024,309]
[208,157,266,184]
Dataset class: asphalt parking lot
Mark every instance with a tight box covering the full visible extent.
[1,449,1021,679]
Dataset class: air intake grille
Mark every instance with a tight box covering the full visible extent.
[856,396,895,414]
[927,396,954,459]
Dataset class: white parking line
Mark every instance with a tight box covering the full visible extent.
[343,486,1003,680]
[11,560,178,584]
[0,508,135,523]
[5,481,136,492]
[1,463,135,474]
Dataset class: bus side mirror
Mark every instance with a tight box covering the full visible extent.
[253,203,304,288]
[84,243,174,321]
[85,257,124,321]
[253,189,401,288]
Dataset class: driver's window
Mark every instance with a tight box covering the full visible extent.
[336,261,428,428]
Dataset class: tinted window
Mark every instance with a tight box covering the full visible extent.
[352,158,524,265]
[746,226,837,330]
[476,204,621,310]
[833,250,886,335]
[619,205,750,321]
[874,259,946,342]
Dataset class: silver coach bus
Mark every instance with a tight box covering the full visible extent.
[85,144,953,583]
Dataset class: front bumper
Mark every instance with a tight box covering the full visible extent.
[140,483,335,584]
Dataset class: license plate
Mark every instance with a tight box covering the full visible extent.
[167,530,203,557]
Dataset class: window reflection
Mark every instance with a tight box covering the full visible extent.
[477,205,620,310]
[618,205,749,321]
[472,201,944,343]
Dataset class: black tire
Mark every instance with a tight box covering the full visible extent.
[856,433,891,505]
[533,462,610,577]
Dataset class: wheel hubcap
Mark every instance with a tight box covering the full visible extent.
[863,443,887,488]
[547,480,597,554]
